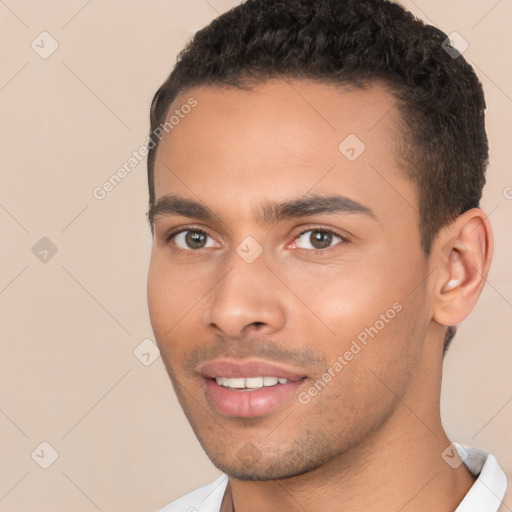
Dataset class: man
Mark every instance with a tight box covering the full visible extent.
[146,0,509,510]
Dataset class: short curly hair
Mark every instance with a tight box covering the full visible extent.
[147,0,489,353]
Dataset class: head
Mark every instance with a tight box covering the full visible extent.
[146,0,492,481]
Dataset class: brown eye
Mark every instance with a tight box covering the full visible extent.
[185,231,207,249]
[310,231,333,249]
[294,229,344,251]
[171,230,216,250]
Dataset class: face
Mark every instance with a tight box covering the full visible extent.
[147,80,433,480]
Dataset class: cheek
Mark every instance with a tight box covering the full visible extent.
[305,256,428,368]
[148,252,196,326]
[147,257,169,335]
[147,254,186,352]
[147,252,213,371]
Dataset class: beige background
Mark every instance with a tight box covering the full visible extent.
[0,1,510,510]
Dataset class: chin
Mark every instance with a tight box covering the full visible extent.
[204,446,330,481]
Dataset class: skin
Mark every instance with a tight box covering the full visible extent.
[147,79,493,512]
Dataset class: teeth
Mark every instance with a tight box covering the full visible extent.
[215,376,289,389]
[223,377,245,388]
[245,377,264,388]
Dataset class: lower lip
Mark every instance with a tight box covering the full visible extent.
[204,378,305,418]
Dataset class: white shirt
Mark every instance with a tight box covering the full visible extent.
[159,445,508,512]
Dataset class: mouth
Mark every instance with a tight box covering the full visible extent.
[199,359,308,418]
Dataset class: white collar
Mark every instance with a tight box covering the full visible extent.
[454,444,508,512]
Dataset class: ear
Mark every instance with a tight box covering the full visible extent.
[432,208,494,327]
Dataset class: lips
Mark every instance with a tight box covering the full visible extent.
[200,360,306,381]
[199,359,307,418]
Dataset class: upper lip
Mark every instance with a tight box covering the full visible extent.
[199,359,306,381]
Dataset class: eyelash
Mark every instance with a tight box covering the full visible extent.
[164,226,349,256]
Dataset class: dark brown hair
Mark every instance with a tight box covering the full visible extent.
[147,0,489,352]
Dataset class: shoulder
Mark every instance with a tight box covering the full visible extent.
[157,475,228,512]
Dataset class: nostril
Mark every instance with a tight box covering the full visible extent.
[243,322,266,335]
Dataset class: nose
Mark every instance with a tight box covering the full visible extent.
[201,255,286,338]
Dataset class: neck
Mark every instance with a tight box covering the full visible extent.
[224,340,475,512]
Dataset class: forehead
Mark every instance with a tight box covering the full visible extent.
[152,79,416,226]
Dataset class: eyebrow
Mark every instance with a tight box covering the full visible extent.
[148,193,376,226]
